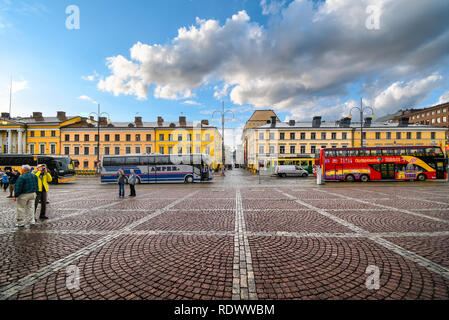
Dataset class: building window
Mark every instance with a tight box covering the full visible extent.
[104,146,110,155]
[50,144,56,154]
[159,134,164,141]
[41,131,45,137]
[135,146,141,154]
[51,131,56,137]
[187,134,192,141]
[105,134,110,142]
[417,132,421,139]
[196,146,201,153]
[126,134,131,142]
[290,145,295,154]
[280,146,285,154]
[311,133,316,140]
[311,146,316,154]
[205,134,210,141]
[196,134,201,141]
[205,147,210,155]
[300,145,306,153]
[95,134,99,142]
[146,134,151,141]
[83,161,89,169]
[362,132,366,140]
[39,144,45,154]
[259,145,264,154]
[168,134,173,141]
[115,146,120,155]
[75,134,79,142]
[178,134,183,141]
[178,147,183,154]
[187,147,192,154]
[64,146,70,155]
[30,131,35,137]
[29,144,35,154]
[432,119,435,124]
[396,132,401,139]
[376,132,381,139]
[84,134,89,142]
[64,134,69,141]
[290,132,295,140]
[115,134,120,141]
[168,147,173,154]
[259,132,264,140]
[269,132,275,140]
[135,134,140,142]
[280,133,285,140]
[387,132,391,139]
[437,117,441,124]
[159,146,164,154]
[321,132,326,140]
[342,133,347,140]
[331,132,337,139]
[146,146,151,154]
[84,146,89,155]
[126,146,131,154]
[300,132,306,140]
[437,109,441,114]
[431,132,436,139]
[74,146,79,155]
[94,146,99,155]
[407,132,412,139]
[444,116,447,123]
[269,146,275,154]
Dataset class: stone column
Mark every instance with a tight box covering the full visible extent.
[18,130,23,154]
[0,131,3,153]
[7,129,12,154]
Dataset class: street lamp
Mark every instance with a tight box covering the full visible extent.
[349,98,374,147]
[88,103,110,173]
[212,101,235,176]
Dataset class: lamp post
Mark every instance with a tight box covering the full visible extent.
[349,98,374,147]
[212,101,235,176]
[88,103,110,173]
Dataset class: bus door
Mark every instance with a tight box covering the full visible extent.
[146,157,157,183]
[334,165,344,180]
[435,160,445,179]
[380,163,395,179]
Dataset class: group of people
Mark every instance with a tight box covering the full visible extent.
[9,164,53,228]
[117,169,137,198]
[0,168,21,197]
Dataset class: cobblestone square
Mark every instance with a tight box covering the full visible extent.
[0,170,448,300]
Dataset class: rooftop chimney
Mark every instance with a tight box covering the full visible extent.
[157,116,164,126]
[201,119,209,126]
[289,119,296,126]
[270,116,277,128]
[135,116,143,127]
[398,117,409,127]
[338,117,351,128]
[56,111,67,121]
[312,116,322,128]
[364,117,372,127]
[179,116,186,126]
[32,112,44,121]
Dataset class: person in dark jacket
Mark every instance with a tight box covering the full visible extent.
[128,169,137,197]
[117,169,126,198]
[14,165,38,228]
[7,169,20,198]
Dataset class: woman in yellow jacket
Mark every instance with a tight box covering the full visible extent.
[34,164,52,220]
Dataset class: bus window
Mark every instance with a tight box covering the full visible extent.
[140,157,149,165]
[110,157,125,166]
[102,158,111,166]
[126,157,140,166]
[373,149,382,156]
[301,161,307,166]
[182,155,192,165]
[326,150,336,157]
[155,156,170,164]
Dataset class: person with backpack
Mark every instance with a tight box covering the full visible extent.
[14,165,39,228]
[128,169,137,197]
[117,169,127,198]
[2,171,9,192]
[7,169,21,198]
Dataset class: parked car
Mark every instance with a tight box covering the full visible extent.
[276,165,309,177]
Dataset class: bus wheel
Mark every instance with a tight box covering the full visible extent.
[417,174,427,181]
[345,174,355,182]
[185,175,194,183]
[360,175,369,182]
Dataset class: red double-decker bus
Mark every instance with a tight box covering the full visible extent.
[316,146,447,182]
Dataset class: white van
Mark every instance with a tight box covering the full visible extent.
[276,165,309,177]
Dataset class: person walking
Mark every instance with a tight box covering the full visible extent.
[52,168,59,185]
[117,169,126,198]
[14,165,39,228]
[2,171,9,192]
[7,169,20,198]
[34,164,52,220]
[128,169,137,197]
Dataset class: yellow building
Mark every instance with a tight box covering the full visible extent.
[154,116,223,169]
[0,111,81,155]
[243,112,447,169]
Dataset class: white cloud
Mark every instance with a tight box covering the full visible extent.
[11,80,28,94]
[437,91,449,105]
[98,0,449,119]
[78,95,98,104]
[260,0,287,15]
[183,100,202,106]
[82,71,99,82]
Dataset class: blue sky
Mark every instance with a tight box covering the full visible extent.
[1,0,449,147]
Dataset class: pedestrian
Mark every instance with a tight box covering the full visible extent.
[2,170,9,192]
[201,163,208,181]
[33,164,52,220]
[13,165,39,228]
[117,169,126,198]
[7,169,20,198]
[128,169,137,197]
[52,168,59,184]
[0,169,4,189]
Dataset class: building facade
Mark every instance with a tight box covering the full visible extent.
[243,111,447,169]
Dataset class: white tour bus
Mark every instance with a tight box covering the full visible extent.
[100,153,214,183]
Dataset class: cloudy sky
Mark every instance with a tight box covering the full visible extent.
[1,0,449,147]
